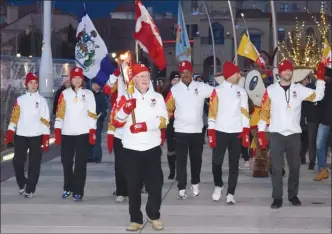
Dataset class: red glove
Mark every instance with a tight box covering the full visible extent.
[130,122,147,134]
[107,134,114,153]
[238,128,250,148]
[54,128,61,145]
[123,98,137,115]
[316,62,326,80]
[42,135,50,152]
[161,129,166,145]
[103,85,112,96]
[257,131,268,150]
[89,129,96,145]
[207,129,216,148]
[4,130,14,145]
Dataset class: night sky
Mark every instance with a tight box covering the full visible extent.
[8,0,178,19]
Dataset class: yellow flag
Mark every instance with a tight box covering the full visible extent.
[237,34,259,62]
[322,38,331,68]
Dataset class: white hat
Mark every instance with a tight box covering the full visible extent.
[292,68,313,83]
[245,70,266,107]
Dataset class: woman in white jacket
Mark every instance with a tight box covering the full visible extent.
[54,67,97,201]
[5,72,50,198]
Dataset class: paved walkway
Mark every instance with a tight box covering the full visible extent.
[1,133,331,233]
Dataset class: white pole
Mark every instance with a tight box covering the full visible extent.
[201,0,216,79]
[39,0,53,112]
[241,13,250,40]
[270,0,278,68]
[228,0,238,65]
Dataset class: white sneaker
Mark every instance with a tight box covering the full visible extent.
[116,196,126,203]
[18,185,26,195]
[23,192,34,198]
[177,189,187,199]
[191,184,200,196]
[244,161,250,169]
[212,186,224,201]
[226,194,236,204]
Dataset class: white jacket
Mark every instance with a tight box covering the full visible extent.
[114,87,168,151]
[258,80,325,136]
[166,80,213,133]
[8,91,50,137]
[54,88,97,135]
[208,81,249,133]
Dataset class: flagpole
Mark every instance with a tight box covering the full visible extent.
[228,0,238,65]
[270,0,278,68]
[39,0,53,112]
[201,0,216,78]
[240,13,250,40]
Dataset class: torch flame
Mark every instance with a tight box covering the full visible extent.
[119,51,129,61]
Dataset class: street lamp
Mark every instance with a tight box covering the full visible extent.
[228,0,238,65]
[111,52,116,58]
[16,53,21,57]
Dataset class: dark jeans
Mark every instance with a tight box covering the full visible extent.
[166,118,175,153]
[90,120,103,162]
[269,133,301,199]
[114,137,128,196]
[61,134,90,197]
[175,132,204,190]
[13,135,42,193]
[212,131,241,195]
[124,146,163,224]
[300,122,318,165]
[316,124,331,170]
[241,146,250,161]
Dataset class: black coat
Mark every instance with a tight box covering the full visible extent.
[300,83,319,130]
[52,86,66,115]
[318,80,332,126]
[92,90,108,124]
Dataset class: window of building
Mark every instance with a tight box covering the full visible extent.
[280,3,288,12]
[191,0,198,13]
[264,3,269,12]
[0,16,6,25]
[250,34,261,50]
[292,3,299,12]
[209,22,224,45]
[186,24,198,40]
[278,28,286,42]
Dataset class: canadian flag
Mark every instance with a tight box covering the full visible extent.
[134,0,166,70]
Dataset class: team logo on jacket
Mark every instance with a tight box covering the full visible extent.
[236,91,241,98]
[292,90,297,98]
[151,98,156,106]
[194,88,199,95]
[35,102,39,109]
[81,94,86,102]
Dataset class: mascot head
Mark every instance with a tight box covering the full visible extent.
[244,69,266,107]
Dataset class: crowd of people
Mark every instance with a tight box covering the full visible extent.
[4,57,331,231]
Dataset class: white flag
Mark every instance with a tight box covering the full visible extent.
[75,14,108,79]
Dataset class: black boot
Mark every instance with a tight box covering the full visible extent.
[167,154,176,180]
[271,199,283,209]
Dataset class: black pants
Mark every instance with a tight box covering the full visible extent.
[166,118,176,153]
[212,131,241,195]
[13,135,42,194]
[114,137,128,196]
[300,122,318,165]
[124,146,163,224]
[175,132,203,190]
[202,126,207,143]
[269,133,301,199]
[61,134,89,197]
[241,146,250,161]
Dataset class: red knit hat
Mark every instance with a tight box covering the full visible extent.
[178,60,193,73]
[131,63,149,77]
[25,72,38,86]
[278,60,293,74]
[70,67,84,80]
[223,61,240,79]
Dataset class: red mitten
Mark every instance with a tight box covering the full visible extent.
[238,128,250,148]
[161,129,166,145]
[316,62,326,80]
[103,84,112,96]
[130,122,147,134]
[123,98,137,115]
[207,129,216,148]
[42,135,50,152]
[89,129,96,145]
[54,128,61,145]
[107,134,114,153]
[4,130,14,145]
[257,131,267,150]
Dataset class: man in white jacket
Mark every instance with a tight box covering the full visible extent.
[113,63,168,232]
[257,60,326,209]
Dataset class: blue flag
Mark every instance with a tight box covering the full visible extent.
[175,1,191,62]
